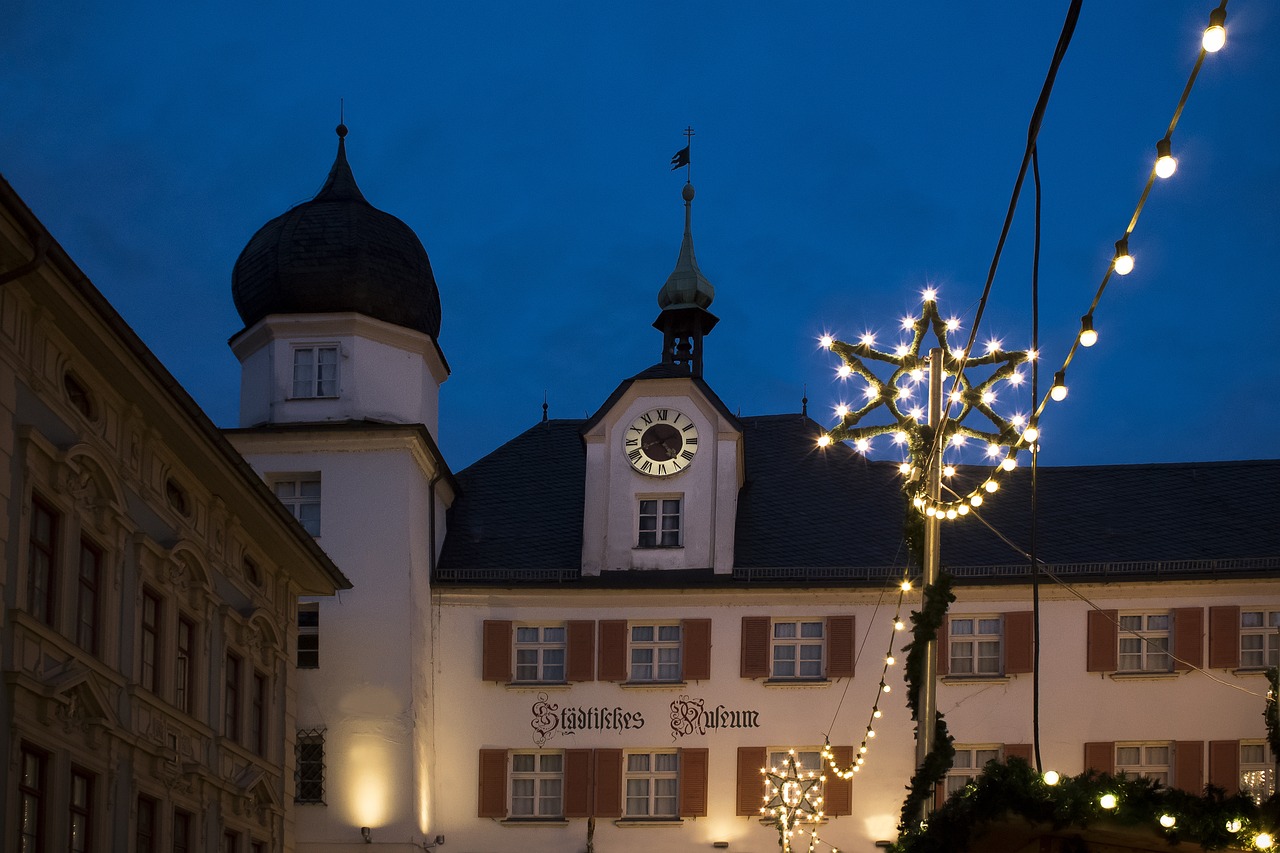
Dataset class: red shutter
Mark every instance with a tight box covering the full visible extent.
[593,749,623,818]
[1209,606,1241,669]
[1004,612,1034,675]
[598,620,628,682]
[1003,743,1033,764]
[736,746,766,816]
[678,748,709,817]
[566,621,596,682]
[827,616,856,679]
[1083,742,1115,774]
[741,617,770,679]
[477,749,507,817]
[682,619,712,681]
[1175,741,1205,794]
[1172,608,1204,671]
[825,746,853,816]
[1086,610,1118,672]
[482,621,512,682]
[937,616,949,677]
[564,749,594,817]
[1209,740,1240,794]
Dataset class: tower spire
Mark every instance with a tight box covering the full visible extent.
[653,168,718,377]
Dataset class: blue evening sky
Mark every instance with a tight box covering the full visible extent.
[4,2,1277,472]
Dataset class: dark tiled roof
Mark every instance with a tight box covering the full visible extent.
[436,409,1280,585]
[231,136,443,339]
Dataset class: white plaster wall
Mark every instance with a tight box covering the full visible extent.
[429,580,1278,853]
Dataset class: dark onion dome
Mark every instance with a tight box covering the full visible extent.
[656,182,715,312]
[231,124,442,339]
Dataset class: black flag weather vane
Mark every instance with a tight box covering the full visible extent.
[671,126,693,175]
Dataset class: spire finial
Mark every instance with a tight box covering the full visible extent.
[337,98,348,139]
[670,126,693,182]
[542,391,549,423]
[802,383,808,417]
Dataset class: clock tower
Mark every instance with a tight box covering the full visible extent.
[579,183,743,576]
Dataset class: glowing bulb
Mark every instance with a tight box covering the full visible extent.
[895,344,909,357]
[817,434,832,448]
[957,504,970,516]
[948,390,963,404]
[1079,315,1098,347]
[1050,371,1068,401]
[859,333,876,348]
[986,443,1002,458]
[1100,793,1118,810]
[899,462,912,475]
[1113,238,1134,276]
[819,334,834,349]
[837,364,852,379]
[1155,138,1177,179]
[835,404,850,418]
[1025,349,1038,362]
[943,465,956,478]
[949,347,965,360]
[922,287,937,302]
[867,729,876,738]
[1257,833,1274,850]
[1203,7,1226,52]
[854,438,871,453]
[945,508,957,519]
[1011,414,1026,428]
[909,407,924,420]
[894,619,905,631]
[1043,770,1060,785]
[900,580,912,592]
[984,480,999,493]
[901,316,915,331]
[912,495,924,508]
[885,655,896,666]
[950,434,967,447]
[864,384,878,400]
[945,317,961,332]
[1008,371,1024,386]
[1159,814,1176,829]
[873,709,882,718]
[909,368,924,383]
[1226,819,1242,833]
[893,431,907,444]
[985,338,1003,354]
[882,683,891,693]
[970,494,983,507]
[1023,426,1039,442]
[1001,457,1017,472]
[924,505,936,517]
[981,391,995,405]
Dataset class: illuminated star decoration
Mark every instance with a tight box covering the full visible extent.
[760,751,831,853]
[818,289,1035,518]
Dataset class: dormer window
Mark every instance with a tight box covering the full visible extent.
[291,346,338,398]
[637,497,682,548]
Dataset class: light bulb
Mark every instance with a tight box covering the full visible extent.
[1001,457,1017,471]
[970,494,983,507]
[873,709,882,718]
[1113,238,1134,276]
[837,364,852,378]
[1226,819,1242,833]
[894,619,905,631]
[893,430,907,444]
[957,504,970,515]
[986,443,1002,458]
[1159,814,1176,829]
[819,334,834,349]
[900,580,912,592]
[943,465,956,478]
[922,287,937,302]
[1043,770,1060,786]
[899,462,912,475]
[1023,425,1040,442]
[1203,7,1226,52]
[1079,315,1098,347]
[984,480,999,493]
[854,438,870,453]
[1100,793,1118,809]
[981,391,995,405]
[817,435,832,448]
[882,683,891,693]
[867,729,876,738]
[1050,371,1068,401]
[835,404,850,418]
[1257,832,1274,850]
[885,655,896,665]
[901,316,915,331]
[945,508,957,519]
[895,344,909,357]
[945,317,961,332]
[1155,138,1177,179]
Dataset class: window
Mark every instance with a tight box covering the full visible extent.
[1241,742,1275,803]
[64,371,96,419]
[292,346,338,398]
[225,653,242,741]
[222,831,240,853]
[176,616,195,714]
[625,752,679,818]
[947,747,1002,796]
[296,604,319,668]
[69,768,93,853]
[28,496,59,626]
[243,556,262,587]
[173,809,193,853]
[1118,613,1171,672]
[1241,610,1280,669]
[765,749,825,821]
[1116,743,1171,785]
[638,498,681,547]
[251,671,268,756]
[165,479,190,516]
[19,746,47,853]
[514,626,566,683]
[76,539,103,655]
[772,620,824,679]
[510,752,564,818]
[136,795,157,853]
[950,617,1001,675]
[274,477,321,536]
[296,730,325,804]
[630,624,681,682]
[141,589,162,693]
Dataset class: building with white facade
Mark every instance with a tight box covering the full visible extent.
[216,128,1279,853]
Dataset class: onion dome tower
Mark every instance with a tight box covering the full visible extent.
[653,183,719,377]
[231,123,442,339]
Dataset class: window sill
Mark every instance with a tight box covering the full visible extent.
[632,546,685,551]
[1108,671,1181,681]
[615,819,684,827]
[285,396,340,401]
[500,818,570,827]
[942,675,1011,685]
[1233,668,1272,676]
[763,678,830,688]
[506,682,571,691]
[621,680,687,689]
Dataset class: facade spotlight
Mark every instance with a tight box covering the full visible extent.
[1079,314,1098,347]
[1203,7,1226,52]
[1155,137,1177,178]
[361,826,372,843]
[1113,238,1134,276]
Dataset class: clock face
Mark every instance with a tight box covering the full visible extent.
[624,408,699,476]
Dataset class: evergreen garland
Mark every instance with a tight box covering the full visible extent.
[1266,667,1280,762]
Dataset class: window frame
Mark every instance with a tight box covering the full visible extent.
[27,495,60,626]
[19,744,48,853]
[764,748,826,824]
[173,808,193,853]
[637,496,682,548]
[272,476,321,537]
[513,625,567,684]
[297,603,320,669]
[296,729,326,804]
[770,619,825,680]
[251,670,269,757]
[136,794,158,853]
[624,750,680,819]
[946,745,1003,796]
[948,615,1003,676]
[76,537,103,655]
[69,766,94,853]
[509,751,565,819]
[290,344,339,399]
[629,623,682,683]
[1240,609,1280,670]
[1117,612,1172,673]
[225,652,243,742]
[140,588,163,694]
[1240,741,1275,803]
[1115,741,1172,786]
[175,614,196,715]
